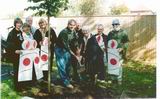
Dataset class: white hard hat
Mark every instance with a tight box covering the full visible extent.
[112,19,120,25]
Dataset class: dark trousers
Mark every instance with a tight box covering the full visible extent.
[13,56,37,91]
[43,51,54,81]
[71,55,81,82]
[87,57,106,81]
[13,59,20,90]
[12,57,29,91]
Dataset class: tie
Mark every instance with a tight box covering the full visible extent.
[97,35,101,43]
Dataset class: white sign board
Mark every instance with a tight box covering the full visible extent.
[108,39,121,76]
[18,39,43,82]
[40,37,49,71]
[18,49,43,82]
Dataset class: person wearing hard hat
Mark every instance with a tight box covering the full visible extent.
[107,19,129,84]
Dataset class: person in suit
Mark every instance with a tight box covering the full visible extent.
[70,26,90,83]
[71,26,92,82]
[85,24,107,83]
[80,26,92,60]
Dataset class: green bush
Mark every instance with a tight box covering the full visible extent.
[1,79,21,99]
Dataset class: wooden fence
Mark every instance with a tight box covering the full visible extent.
[53,15,156,65]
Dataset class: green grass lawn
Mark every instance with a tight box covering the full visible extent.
[0,60,156,98]
[121,60,156,98]
[1,79,21,99]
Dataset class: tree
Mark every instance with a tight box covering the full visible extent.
[25,0,69,92]
[79,0,99,16]
[61,0,81,16]
[110,4,129,15]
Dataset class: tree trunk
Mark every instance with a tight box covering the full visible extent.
[47,16,51,93]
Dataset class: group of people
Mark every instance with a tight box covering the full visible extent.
[5,16,129,91]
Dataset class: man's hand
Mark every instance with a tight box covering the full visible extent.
[39,41,43,45]
[117,48,123,52]
[76,55,82,61]
[15,50,22,54]
[103,48,107,52]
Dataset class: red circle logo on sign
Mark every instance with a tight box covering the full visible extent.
[111,40,115,48]
[33,40,37,49]
[110,58,117,65]
[41,54,48,61]
[34,56,39,64]
[26,41,30,49]
[23,58,30,66]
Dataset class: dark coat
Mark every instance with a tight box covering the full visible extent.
[79,34,92,57]
[6,28,24,63]
[6,28,24,89]
[56,27,77,51]
[85,33,107,79]
[76,29,84,40]
[34,28,57,50]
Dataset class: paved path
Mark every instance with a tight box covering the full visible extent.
[1,63,13,80]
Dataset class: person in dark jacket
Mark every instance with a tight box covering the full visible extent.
[6,17,24,91]
[34,18,57,81]
[85,24,107,83]
[70,37,82,82]
[71,26,92,82]
[75,21,84,40]
[55,19,77,89]
[79,26,92,61]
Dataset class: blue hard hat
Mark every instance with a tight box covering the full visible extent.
[112,19,120,25]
